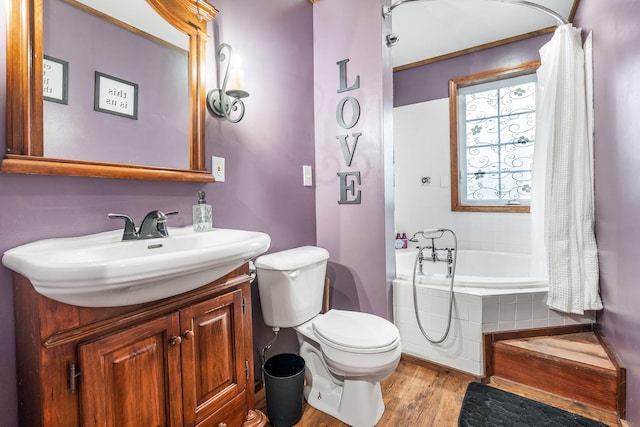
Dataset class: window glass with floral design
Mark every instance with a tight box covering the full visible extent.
[449,61,539,213]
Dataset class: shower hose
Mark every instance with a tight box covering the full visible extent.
[411,229,457,344]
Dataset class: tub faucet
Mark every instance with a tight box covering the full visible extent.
[445,248,455,278]
[108,210,178,241]
[416,245,435,275]
[416,245,456,278]
[416,247,427,275]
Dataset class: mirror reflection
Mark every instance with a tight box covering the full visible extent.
[3,0,216,182]
[43,0,189,169]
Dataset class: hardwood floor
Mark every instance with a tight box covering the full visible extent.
[255,355,619,426]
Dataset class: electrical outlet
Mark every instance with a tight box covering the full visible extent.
[212,156,225,182]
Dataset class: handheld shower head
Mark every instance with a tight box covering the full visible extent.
[420,229,442,235]
[409,228,445,241]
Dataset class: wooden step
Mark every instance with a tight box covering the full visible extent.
[484,326,626,419]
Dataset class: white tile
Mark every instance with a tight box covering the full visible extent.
[532,292,547,302]
[451,299,465,321]
[424,294,450,317]
[516,294,533,303]
[468,302,483,323]
[548,317,565,327]
[499,303,516,322]
[499,295,517,304]
[461,339,483,362]
[563,313,595,325]
[461,321,482,342]
[482,303,499,323]
[532,301,549,320]
[549,309,563,319]
[515,319,533,329]
[482,322,500,333]
[498,321,516,330]
[483,296,500,305]
[532,318,550,328]
[516,301,533,321]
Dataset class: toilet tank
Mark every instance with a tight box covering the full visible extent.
[255,246,330,328]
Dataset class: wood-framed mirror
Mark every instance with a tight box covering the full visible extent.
[3,0,217,182]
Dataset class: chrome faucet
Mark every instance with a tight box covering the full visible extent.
[138,210,178,239]
[411,228,458,279]
[416,245,455,278]
[107,213,137,240]
[416,247,429,275]
[108,210,178,241]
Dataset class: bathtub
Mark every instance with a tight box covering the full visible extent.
[395,249,548,290]
[393,249,594,376]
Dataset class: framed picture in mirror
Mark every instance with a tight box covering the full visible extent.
[94,71,138,120]
[43,55,69,104]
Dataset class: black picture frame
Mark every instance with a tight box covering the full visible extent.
[43,55,69,104]
[94,71,138,120]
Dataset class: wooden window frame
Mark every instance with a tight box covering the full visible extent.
[449,60,540,213]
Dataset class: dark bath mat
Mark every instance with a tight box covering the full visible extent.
[458,382,609,427]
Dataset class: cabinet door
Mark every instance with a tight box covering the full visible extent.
[180,289,247,426]
[78,313,183,427]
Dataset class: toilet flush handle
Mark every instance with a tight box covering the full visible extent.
[289,269,300,279]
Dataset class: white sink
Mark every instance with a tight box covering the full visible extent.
[2,227,271,307]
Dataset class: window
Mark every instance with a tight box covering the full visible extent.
[449,61,540,213]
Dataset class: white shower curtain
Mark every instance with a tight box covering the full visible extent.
[530,24,603,314]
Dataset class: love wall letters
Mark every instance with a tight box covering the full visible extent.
[336,59,362,205]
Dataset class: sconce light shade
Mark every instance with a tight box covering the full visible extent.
[207,43,249,123]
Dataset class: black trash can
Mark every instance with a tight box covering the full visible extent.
[263,353,305,427]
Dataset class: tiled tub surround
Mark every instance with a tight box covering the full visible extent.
[392,250,595,376]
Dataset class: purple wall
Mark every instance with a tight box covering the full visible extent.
[312,0,395,320]
[393,34,553,106]
[574,0,640,423]
[203,0,316,368]
[0,1,315,425]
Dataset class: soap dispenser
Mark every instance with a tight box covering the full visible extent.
[193,190,213,232]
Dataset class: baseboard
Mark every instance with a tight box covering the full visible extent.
[400,353,478,383]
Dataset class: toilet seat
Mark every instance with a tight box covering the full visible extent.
[312,310,400,354]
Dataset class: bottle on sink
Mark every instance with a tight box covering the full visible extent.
[193,190,213,232]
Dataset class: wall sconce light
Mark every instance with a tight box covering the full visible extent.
[207,43,249,123]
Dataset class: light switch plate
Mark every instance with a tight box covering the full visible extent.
[303,165,313,186]
[212,156,225,182]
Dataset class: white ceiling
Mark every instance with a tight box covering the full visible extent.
[388,0,576,68]
[74,0,188,49]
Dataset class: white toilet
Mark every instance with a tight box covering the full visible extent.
[255,246,401,427]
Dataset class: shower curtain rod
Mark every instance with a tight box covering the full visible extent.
[382,0,569,26]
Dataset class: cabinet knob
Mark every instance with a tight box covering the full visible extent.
[182,329,194,340]
[169,335,182,346]
[218,423,227,427]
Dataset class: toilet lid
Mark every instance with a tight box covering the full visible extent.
[312,310,399,351]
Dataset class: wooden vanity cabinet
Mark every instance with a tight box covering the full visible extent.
[12,264,267,427]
